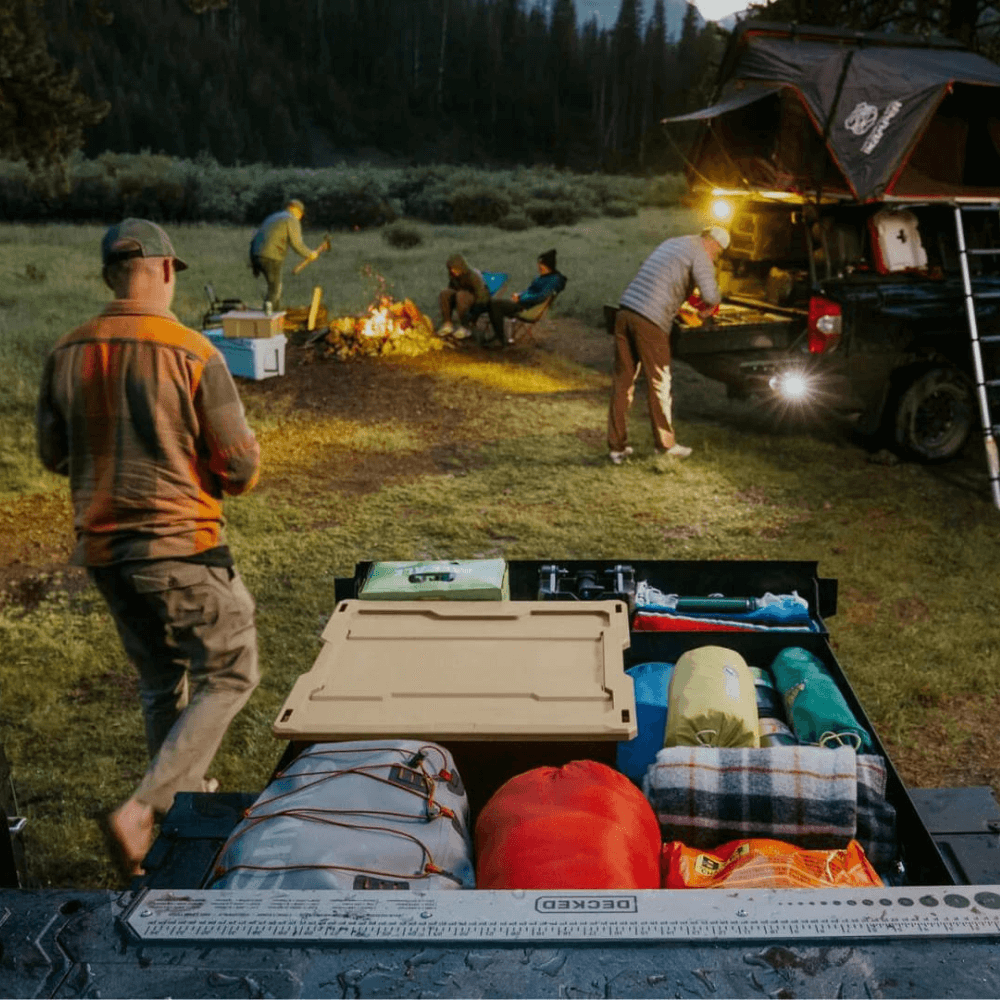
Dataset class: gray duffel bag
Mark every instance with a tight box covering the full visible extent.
[209,739,475,890]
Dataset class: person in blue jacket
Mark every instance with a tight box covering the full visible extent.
[486,249,567,345]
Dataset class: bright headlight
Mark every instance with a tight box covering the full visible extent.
[769,372,811,401]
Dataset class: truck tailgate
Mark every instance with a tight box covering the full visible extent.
[674,301,799,355]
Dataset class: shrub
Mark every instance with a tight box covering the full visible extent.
[523,198,581,227]
[448,184,511,225]
[642,173,688,207]
[496,212,532,232]
[602,199,639,218]
[381,221,423,249]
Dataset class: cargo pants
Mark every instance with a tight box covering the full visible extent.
[607,307,677,453]
[89,560,260,815]
[439,288,477,326]
[255,256,284,310]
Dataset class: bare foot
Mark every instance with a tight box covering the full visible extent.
[105,798,155,878]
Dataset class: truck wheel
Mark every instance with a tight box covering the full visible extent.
[893,367,975,462]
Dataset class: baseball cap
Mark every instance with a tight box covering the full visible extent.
[101,218,188,271]
[703,226,731,251]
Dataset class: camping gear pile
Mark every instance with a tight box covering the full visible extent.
[207,560,899,895]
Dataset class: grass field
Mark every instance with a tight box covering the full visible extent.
[2,209,1000,889]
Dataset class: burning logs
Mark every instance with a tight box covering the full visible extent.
[321,297,447,360]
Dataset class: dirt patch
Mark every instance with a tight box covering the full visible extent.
[839,586,882,626]
[67,667,138,709]
[894,596,931,625]
[0,565,89,612]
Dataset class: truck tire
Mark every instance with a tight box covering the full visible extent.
[893,367,975,462]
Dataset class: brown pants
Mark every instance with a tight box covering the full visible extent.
[607,307,676,453]
[90,559,260,815]
[440,288,476,325]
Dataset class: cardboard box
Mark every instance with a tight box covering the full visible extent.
[205,330,286,380]
[359,559,509,600]
[221,310,285,339]
[273,599,635,742]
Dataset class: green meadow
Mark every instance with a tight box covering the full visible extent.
[2,208,999,888]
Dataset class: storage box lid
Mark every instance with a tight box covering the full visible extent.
[273,600,635,741]
[220,310,287,320]
[360,559,508,600]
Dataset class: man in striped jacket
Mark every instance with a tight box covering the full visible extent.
[608,226,729,463]
[37,219,262,879]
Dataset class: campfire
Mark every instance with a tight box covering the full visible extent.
[319,296,447,360]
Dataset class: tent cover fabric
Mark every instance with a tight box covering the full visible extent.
[667,23,1000,202]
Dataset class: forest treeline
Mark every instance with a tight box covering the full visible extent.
[43,0,725,173]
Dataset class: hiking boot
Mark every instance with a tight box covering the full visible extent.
[452,325,471,339]
[438,321,455,336]
[666,443,693,458]
[609,446,634,465]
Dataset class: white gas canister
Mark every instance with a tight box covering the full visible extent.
[869,208,928,273]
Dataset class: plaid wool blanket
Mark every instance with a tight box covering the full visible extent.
[641,745,897,867]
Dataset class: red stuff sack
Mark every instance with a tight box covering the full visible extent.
[474,759,662,890]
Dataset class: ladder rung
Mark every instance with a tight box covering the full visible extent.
[986,379,1000,388]
[971,292,1000,300]
[964,248,1000,255]
[960,204,1000,211]
[980,335,1000,343]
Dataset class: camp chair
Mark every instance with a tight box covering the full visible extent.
[468,271,508,343]
[504,292,559,347]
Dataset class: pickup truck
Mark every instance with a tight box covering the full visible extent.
[675,198,1000,461]
[665,22,1000,463]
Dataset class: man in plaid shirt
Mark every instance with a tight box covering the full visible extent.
[37,219,262,878]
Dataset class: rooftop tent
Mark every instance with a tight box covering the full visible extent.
[667,22,1000,201]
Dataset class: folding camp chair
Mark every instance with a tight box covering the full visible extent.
[504,292,559,347]
[461,270,507,336]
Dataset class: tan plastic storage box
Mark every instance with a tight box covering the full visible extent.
[273,600,636,742]
[221,310,285,339]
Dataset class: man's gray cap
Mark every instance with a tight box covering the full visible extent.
[101,218,188,270]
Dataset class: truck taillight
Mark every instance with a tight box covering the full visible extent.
[808,297,842,353]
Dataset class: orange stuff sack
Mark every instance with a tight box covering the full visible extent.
[662,838,883,890]
[475,760,662,890]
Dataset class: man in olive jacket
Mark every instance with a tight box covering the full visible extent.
[249,198,319,310]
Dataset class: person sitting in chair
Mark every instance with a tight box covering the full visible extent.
[439,253,491,340]
[487,249,567,346]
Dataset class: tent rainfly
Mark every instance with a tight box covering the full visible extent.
[667,23,1000,202]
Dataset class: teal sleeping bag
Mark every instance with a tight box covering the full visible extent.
[768,646,873,752]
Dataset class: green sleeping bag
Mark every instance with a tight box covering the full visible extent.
[664,646,760,749]
[769,646,874,751]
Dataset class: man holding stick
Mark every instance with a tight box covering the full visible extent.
[249,198,320,310]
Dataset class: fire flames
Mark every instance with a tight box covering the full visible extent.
[322,296,447,360]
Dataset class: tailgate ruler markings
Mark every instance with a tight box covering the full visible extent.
[123,887,1000,944]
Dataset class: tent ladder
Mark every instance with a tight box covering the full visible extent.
[954,204,1000,510]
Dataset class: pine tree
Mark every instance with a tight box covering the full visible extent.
[0,0,108,179]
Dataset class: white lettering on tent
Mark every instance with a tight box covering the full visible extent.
[861,100,903,155]
[844,102,879,136]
